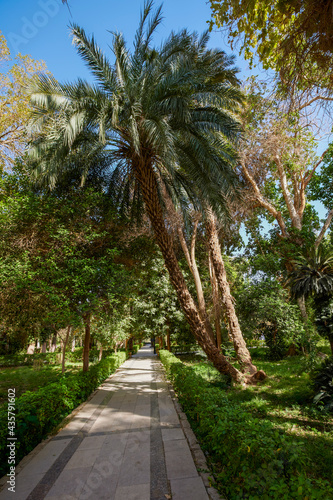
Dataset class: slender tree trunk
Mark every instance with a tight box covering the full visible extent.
[41,342,47,354]
[136,160,249,383]
[99,344,103,361]
[51,332,57,353]
[83,314,91,372]
[205,207,264,378]
[177,224,216,342]
[166,318,171,351]
[62,325,71,374]
[208,253,222,349]
[297,296,308,321]
[71,337,75,352]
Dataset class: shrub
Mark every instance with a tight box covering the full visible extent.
[312,356,333,412]
[0,351,127,476]
[159,350,333,499]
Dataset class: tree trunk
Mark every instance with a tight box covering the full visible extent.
[166,319,171,351]
[62,326,71,374]
[51,332,57,353]
[205,207,264,378]
[99,344,103,361]
[41,342,47,354]
[71,337,75,352]
[27,342,35,354]
[83,314,91,372]
[297,296,308,321]
[136,160,250,383]
[208,253,222,349]
[177,224,216,342]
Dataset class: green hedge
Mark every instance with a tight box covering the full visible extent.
[0,348,119,367]
[0,351,127,476]
[170,343,200,354]
[159,350,333,499]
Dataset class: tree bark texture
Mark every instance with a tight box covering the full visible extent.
[136,160,245,383]
[205,207,265,380]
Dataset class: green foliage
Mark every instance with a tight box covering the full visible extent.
[208,0,333,92]
[235,279,305,357]
[312,357,333,412]
[0,351,127,475]
[160,350,333,498]
[315,297,333,348]
[287,246,333,300]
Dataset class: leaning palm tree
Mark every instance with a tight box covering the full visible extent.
[28,1,261,383]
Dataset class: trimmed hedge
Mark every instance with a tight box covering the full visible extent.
[160,350,333,499]
[0,352,127,476]
[0,348,119,367]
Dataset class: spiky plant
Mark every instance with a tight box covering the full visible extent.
[287,246,333,299]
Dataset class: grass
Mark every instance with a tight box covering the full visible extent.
[177,348,333,485]
[0,363,82,407]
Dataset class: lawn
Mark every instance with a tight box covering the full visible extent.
[0,363,82,407]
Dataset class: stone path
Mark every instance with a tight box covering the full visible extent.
[0,346,215,500]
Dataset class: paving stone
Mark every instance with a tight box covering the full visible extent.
[170,476,209,500]
[0,473,45,500]
[66,448,100,469]
[161,427,184,442]
[165,446,198,479]
[18,439,72,476]
[114,482,150,500]
[45,466,93,499]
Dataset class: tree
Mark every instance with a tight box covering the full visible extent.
[0,32,45,170]
[208,0,333,96]
[28,1,262,383]
[0,161,125,370]
[287,245,333,353]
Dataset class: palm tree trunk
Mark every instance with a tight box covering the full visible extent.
[205,207,264,378]
[136,161,245,383]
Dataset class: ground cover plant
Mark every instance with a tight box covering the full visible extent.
[160,349,333,499]
[0,351,127,476]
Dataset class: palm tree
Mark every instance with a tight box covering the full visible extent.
[287,246,333,299]
[28,1,261,383]
[287,245,333,354]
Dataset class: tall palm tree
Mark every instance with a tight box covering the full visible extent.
[28,1,260,382]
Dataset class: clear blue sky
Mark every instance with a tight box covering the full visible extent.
[0,0,255,82]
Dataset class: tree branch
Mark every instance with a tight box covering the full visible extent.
[240,160,289,238]
[315,209,333,249]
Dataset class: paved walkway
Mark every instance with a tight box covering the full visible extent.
[0,346,214,500]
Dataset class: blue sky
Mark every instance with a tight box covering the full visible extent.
[0,0,255,82]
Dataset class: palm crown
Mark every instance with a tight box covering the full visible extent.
[28,1,243,216]
[287,246,333,299]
